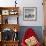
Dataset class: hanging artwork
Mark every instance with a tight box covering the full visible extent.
[23,7,37,21]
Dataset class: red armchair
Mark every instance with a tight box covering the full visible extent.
[21,28,41,46]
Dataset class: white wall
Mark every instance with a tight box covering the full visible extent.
[18,0,44,26]
[0,0,44,26]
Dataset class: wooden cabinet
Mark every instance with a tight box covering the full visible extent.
[0,7,19,46]
[2,41,19,46]
[0,41,19,46]
[0,7,19,24]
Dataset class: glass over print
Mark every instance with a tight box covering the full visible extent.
[23,7,37,21]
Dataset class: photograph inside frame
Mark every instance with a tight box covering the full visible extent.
[23,7,37,21]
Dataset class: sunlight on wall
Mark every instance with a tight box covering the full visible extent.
[0,0,15,1]
[0,0,15,7]
[0,0,23,7]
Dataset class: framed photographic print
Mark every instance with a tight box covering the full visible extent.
[23,7,37,21]
[2,10,9,15]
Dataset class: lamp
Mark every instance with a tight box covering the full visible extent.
[15,0,17,7]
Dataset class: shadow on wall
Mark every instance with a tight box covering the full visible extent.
[18,26,43,44]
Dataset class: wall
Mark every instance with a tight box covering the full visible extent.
[43,0,46,45]
[0,0,44,26]
[18,0,44,26]
[43,0,46,26]
[18,26,43,43]
[0,0,44,44]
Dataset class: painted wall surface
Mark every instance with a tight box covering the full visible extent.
[0,0,44,44]
[18,26,43,43]
[0,0,44,26]
[18,0,44,26]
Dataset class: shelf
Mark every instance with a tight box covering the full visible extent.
[0,24,19,32]
[0,7,19,46]
[2,40,19,43]
[2,41,19,46]
[0,7,19,15]
[0,7,19,24]
[1,15,18,24]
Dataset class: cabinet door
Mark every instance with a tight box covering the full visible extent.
[3,42,18,46]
